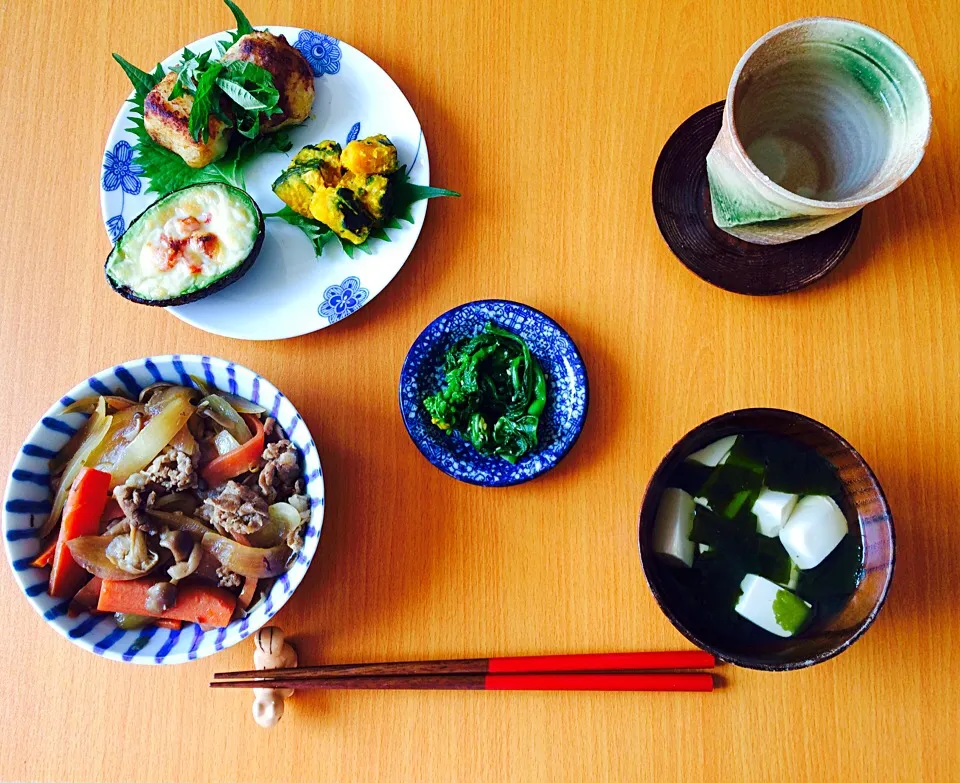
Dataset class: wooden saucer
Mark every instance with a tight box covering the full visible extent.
[652,101,862,296]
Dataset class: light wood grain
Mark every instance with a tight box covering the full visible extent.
[0,0,958,780]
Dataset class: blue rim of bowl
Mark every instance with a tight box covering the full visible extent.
[2,355,324,664]
[398,299,590,487]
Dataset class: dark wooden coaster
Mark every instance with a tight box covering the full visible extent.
[652,101,862,296]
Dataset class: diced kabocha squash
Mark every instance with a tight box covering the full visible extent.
[310,187,374,245]
[272,164,326,218]
[339,172,393,221]
[341,135,399,176]
[293,141,343,187]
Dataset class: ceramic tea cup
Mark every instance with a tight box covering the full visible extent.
[706,17,931,245]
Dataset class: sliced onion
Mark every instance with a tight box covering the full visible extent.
[110,393,196,488]
[138,382,174,404]
[143,385,199,414]
[214,429,241,456]
[43,400,113,537]
[66,535,151,581]
[87,406,145,471]
[169,424,198,456]
[50,396,108,474]
[189,375,213,397]
[201,532,292,578]
[148,509,217,539]
[152,492,199,515]
[62,396,134,415]
[201,394,252,443]
[217,391,267,415]
[247,502,303,548]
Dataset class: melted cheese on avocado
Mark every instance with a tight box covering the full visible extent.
[110,185,258,301]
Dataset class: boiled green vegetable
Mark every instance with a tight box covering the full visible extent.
[422,323,548,464]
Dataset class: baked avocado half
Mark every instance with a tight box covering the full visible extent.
[105,183,264,307]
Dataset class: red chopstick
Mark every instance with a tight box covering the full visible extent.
[487,651,714,674]
[210,672,714,692]
[211,651,716,692]
[213,650,715,681]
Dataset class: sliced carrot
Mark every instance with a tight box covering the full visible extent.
[67,576,103,617]
[200,415,264,488]
[49,468,112,598]
[237,577,258,611]
[98,578,236,628]
[155,618,182,631]
[31,537,59,569]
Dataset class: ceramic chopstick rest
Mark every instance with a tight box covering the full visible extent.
[251,626,299,729]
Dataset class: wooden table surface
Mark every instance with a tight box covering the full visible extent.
[0,0,957,780]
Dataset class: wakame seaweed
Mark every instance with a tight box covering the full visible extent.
[655,431,862,646]
[423,323,548,464]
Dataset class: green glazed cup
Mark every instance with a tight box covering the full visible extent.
[706,18,931,245]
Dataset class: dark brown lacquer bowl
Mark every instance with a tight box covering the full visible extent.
[638,408,895,671]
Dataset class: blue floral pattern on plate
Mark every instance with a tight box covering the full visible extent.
[106,214,126,241]
[1,356,325,664]
[103,140,143,242]
[399,300,589,487]
[319,276,370,323]
[101,26,429,339]
[295,30,342,76]
[102,140,143,195]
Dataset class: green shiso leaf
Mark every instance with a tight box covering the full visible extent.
[266,164,460,259]
[216,61,283,138]
[112,54,162,100]
[168,48,213,100]
[223,0,255,43]
[397,183,461,202]
[187,61,225,142]
[112,38,291,197]
[217,76,270,112]
[263,206,336,256]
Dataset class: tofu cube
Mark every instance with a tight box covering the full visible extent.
[652,488,696,567]
[753,488,799,537]
[734,574,812,637]
[779,495,848,570]
[685,436,738,467]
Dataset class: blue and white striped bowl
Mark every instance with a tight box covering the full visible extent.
[2,355,324,664]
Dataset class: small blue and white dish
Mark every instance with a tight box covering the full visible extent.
[2,355,324,664]
[399,300,589,487]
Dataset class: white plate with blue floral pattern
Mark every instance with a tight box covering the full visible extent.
[101,27,430,340]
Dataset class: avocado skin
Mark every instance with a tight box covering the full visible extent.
[104,183,265,307]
